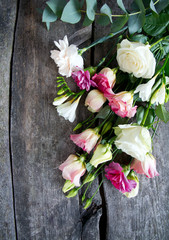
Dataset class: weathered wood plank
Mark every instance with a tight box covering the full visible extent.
[11,0,102,239]
[0,0,17,239]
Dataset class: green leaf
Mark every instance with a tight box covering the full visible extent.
[100,3,112,23]
[129,34,148,43]
[83,15,93,26]
[155,104,169,123]
[86,163,94,172]
[165,57,169,77]
[95,105,111,119]
[128,13,145,34]
[42,6,57,22]
[117,0,127,13]
[61,0,82,24]
[145,108,155,126]
[150,0,158,14]
[46,0,67,18]
[135,0,145,13]
[86,0,97,21]
[97,15,110,26]
[155,0,169,13]
[46,22,50,30]
[111,15,128,33]
[143,13,169,36]
[136,106,145,124]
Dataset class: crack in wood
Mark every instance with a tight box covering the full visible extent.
[99,174,107,240]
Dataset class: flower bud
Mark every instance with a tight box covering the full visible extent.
[83,173,95,184]
[84,198,92,209]
[66,188,78,198]
[85,89,106,113]
[53,95,69,106]
[101,121,113,135]
[151,82,165,105]
[84,66,97,76]
[62,180,75,193]
[99,67,116,88]
[90,144,112,168]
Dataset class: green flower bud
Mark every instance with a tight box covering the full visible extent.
[101,121,113,135]
[84,198,92,209]
[84,66,97,76]
[62,180,75,193]
[66,188,78,198]
[83,174,95,184]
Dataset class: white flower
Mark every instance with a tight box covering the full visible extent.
[151,82,165,105]
[114,124,152,162]
[53,95,69,106]
[85,89,106,113]
[117,39,156,79]
[50,35,84,77]
[134,75,157,101]
[57,96,81,122]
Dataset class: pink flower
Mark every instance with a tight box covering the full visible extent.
[105,162,137,193]
[72,69,97,91]
[59,154,86,186]
[70,128,100,154]
[105,91,137,118]
[92,73,114,94]
[131,153,159,178]
[85,89,106,112]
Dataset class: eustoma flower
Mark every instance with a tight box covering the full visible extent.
[105,162,137,193]
[105,91,137,118]
[57,96,81,122]
[59,154,86,187]
[50,35,84,77]
[70,128,100,154]
[53,95,69,106]
[72,68,97,91]
[90,144,112,168]
[134,75,157,102]
[151,82,166,105]
[117,39,156,79]
[85,89,106,112]
[131,154,159,178]
[114,124,152,162]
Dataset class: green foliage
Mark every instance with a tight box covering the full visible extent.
[61,0,83,24]
[100,4,112,23]
[83,15,93,26]
[136,106,155,126]
[111,15,128,33]
[86,0,97,21]
[143,13,169,36]
[155,104,169,123]
[46,0,67,17]
[117,0,127,13]
[129,34,148,43]
[150,0,158,14]
[95,105,111,119]
[42,6,57,23]
[155,0,169,13]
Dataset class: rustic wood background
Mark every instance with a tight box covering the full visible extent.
[1,0,169,239]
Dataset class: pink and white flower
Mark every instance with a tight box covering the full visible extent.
[92,73,114,94]
[85,89,106,113]
[105,91,137,118]
[50,35,84,77]
[105,162,137,193]
[59,154,86,186]
[70,128,100,154]
[72,68,97,91]
[99,67,116,89]
[131,153,159,178]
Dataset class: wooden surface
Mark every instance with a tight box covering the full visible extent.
[0,0,169,239]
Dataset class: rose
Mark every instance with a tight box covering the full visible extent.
[117,39,156,79]
[114,124,152,162]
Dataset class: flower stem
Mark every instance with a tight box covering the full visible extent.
[78,26,128,55]
[141,101,151,126]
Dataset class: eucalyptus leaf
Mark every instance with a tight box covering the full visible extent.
[155,104,169,123]
[42,6,57,22]
[150,0,158,14]
[83,15,93,26]
[61,0,82,24]
[143,13,169,36]
[46,0,67,18]
[100,3,112,23]
[128,13,145,34]
[135,0,145,12]
[46,22,50,30]
[129,34,148,43]
[86,0,97,21]
[155,0,169,13]
[111,15,128,33]
[117,0,127,13]
[97,15,110,26]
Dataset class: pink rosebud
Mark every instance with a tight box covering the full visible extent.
[105,91,137,118]
[70,128,100,154]
[85,89,106,112]
[131,153,159,178]
[105,162,137,193]
[59,154,86,186]
[92,73,114,94]
[72,68,97,91]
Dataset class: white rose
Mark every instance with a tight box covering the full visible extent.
[50,35,84,77]
[117,39,156,79]
[114,124,152,162]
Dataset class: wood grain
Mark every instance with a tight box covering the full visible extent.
[0,0,17,239]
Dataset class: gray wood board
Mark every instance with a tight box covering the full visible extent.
[0,0,17,239]
[11,0,101,239]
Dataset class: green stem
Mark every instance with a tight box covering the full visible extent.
[78,26,128,55]
[141,101,151,126]
[150,37,165,49]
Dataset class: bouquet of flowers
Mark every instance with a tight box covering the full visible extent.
[42,0,169,209]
